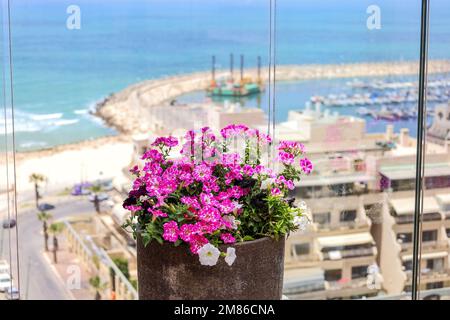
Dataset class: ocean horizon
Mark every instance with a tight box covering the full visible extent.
[2,0,450,151]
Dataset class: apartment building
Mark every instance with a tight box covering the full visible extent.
[280,106,385,299]
[376,159,450,294]
[282,103,450,299]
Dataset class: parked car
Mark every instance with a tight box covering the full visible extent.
[99,180,114,192]
[0,260,9,275]
[71,182,92,196]
[0,273,12,292]
[2,219,16,229]
[5,287,19,300]
[37,203,55,211]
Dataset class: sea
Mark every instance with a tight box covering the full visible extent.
[2,0,450,151]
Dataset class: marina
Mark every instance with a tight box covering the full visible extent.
[305,76,450,123]
[310,82,450,108]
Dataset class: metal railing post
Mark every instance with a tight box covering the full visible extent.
[412,0,430,301]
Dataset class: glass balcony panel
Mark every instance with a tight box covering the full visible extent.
[279,0,423,300]
[421,0,450,300]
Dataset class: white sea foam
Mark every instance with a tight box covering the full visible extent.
[19,141,48,149]
[73,109,89,115]
[30,113,63,121]
[0,109,80,133]
[75,100,109,127]
[53,119,79,126]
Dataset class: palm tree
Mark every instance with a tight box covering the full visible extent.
[29,173,46,208]
[89,275,107,300]
[37,211,53,252]
[89,184,103,214]
[48,222,64,264]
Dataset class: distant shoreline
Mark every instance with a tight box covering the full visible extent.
[0,134,128,164]
[95,60,450,135]
[0,134,134,193]
[7,60,450,159]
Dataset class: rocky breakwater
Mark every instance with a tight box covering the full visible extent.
[95,60,450,135]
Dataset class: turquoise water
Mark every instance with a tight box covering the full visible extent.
[2,0,450,150]
[178,74,439,136]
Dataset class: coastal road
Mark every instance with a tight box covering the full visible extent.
[1,194,96,300]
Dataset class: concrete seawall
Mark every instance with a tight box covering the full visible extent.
[95,60,450,135]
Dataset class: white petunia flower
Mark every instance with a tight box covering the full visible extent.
[260,178,275,190]
[225,247,236,266]
[294,215,310,231]
[232,201,243,214]
[198,243,220,266]
[298,201,307,211]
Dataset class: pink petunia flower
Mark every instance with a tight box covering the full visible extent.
[271,188,282,196]
[125,205,142,212]
[179,224,196,242]
[220,124,249,139]
[181,196,201,210]
[200,193,219,207]
[220,233,236,244]
[242,164,255,176]
[141,149,164,162]
[189,234,209,254]
[152,136,178,148]
[278,140,305,153]
[300,158,313,174]
[278,151,295,165]
[193,163,213,182]
[198,206,221,223]
[129,165,140,176]
[162,221,179,242]
[148,208,168,218]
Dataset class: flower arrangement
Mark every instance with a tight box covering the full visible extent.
[123,124,312,266]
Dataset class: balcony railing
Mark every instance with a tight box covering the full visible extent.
[395,212,442,225]
[406,269,450,282]
[325,278,369,291]
[322,247,376,260]
[424,213,443,221]
[315,220,366,231]
[400,240,448,252]
[283,282,326,295]
[394,215,414,224]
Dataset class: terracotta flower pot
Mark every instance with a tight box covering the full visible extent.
[137,237,285,300]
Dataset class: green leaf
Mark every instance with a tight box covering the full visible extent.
[141,232,151,246]
[154,235,164,245]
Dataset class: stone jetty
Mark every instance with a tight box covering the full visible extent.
[95,60,450,135]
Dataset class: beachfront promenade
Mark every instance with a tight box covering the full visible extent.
[96,60,450,135]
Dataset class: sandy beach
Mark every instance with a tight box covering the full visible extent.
[0,135,133,194]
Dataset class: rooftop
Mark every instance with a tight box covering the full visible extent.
[402,251,448,261]
[390,196,440,215]
[298,173,374,187]
[284,267,325,286]
[317,232,374,248]
[380,162,450,180]
[436,193,450,205]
